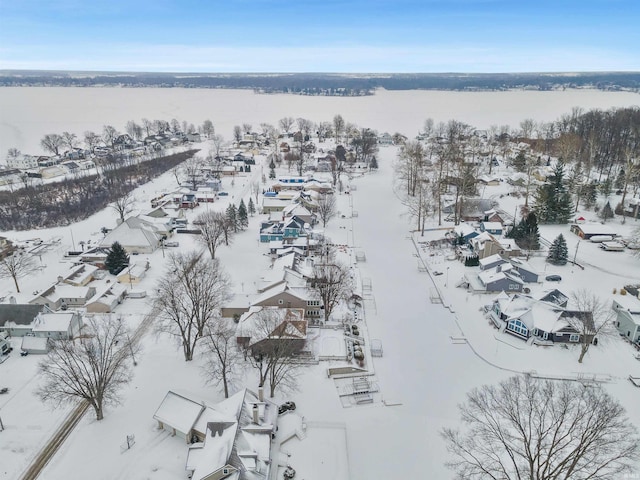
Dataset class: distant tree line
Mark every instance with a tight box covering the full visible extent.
[0,150,199,230]
[1,72,639,93]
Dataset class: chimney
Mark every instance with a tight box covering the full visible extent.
[252,404,260,424]
[258,386,264,402]
[57,276,63,283]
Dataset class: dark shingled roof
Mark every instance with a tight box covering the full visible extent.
[0,304,46,327]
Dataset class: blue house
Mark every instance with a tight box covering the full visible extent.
[480,221,503,235]
[259,217,308,243]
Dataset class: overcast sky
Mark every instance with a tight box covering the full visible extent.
[0,0,638,73]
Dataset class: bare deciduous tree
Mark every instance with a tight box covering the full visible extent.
[182,157,202,190]
[40,133,64,155]
[333,114,345,143]
[201,319,243,398]
[0,251,38,293]
[568,289,616,363]
[35,315,137,421]
[61,131,78,151]
[154,251,231,361]
[310,260,353,323]
[317,193,337,228]
[246,308,306,398]
[109,191,135,223]
[233,125,242,142]
[102,125,118,148]
[195,210,229,259]
[83,131,100,152]
[201,119,215,138]
[279,117,295,134]
[211,134,224,158]
[442,374,640,480]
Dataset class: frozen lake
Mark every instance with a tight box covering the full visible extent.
[1,87,639,155]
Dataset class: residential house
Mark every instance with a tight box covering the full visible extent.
[0,236,14,260]
[444,198,497,222]
[476,265,524,293]
[570,223,618,240]
[29,284,96,311]
[117,262,149,285]
[451,224,479,245]
[252,283,321,321]
[280,203,316,225]
[483,209,505,224]
[259,217,310,244]
[488,293,593,344]
[0,303,47,337]
[509,258,540,283]
[30,311,83,340]
[153,388,277,480]
[377,132,393,145]
[470,232,521,259]
[85,283,127,313]
[6,153,38,170]
[479,253,507,271]
[20,336,51,354]
[612,296,640,344]
[477,175,501,186]
[100,217,163,254]
[480,221,503,235]
[620,197,640,220]
[538,289,569,308]
[59,263,99,287]
[235,306,307,354]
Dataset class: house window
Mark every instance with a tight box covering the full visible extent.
[509,319,528,338]
[307,300,320,306]
[533,328,539,336]
[569,334,580,343]
[306,310,319,317]
[543,332,548,340]
[556,333,563,337]
[278,299,283,305]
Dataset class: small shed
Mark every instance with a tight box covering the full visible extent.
[21,336,50,354]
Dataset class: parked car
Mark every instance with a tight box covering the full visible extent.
[217,191,229,196]
[164,241,179,247]
[545,275,562,282]
[0,387,9,394]
[278,401,296,415]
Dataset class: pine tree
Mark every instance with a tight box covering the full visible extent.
[105,241,129,275]
[583,181,598,210]
[614,168,625,190]
[547,234,568,265]
[269,167,276,179]
[247,197,256,216]
[599,178,612,197]
[600,200,614,222]
[369,156,378,170]
[533,162,573,224]
[508,212,540,250]
[226,203,239,232]
[237,199,248,228]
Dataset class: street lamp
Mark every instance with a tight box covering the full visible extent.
[445,266,450,287]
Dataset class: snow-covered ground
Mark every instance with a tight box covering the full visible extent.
[1,92,640,479]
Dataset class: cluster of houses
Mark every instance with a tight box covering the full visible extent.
[0,129,203,185]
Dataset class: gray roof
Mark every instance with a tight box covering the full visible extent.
[0,304,46,327]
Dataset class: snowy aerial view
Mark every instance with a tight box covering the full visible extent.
[1,2,640,480]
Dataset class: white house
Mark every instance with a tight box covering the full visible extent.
[612,295,640,344]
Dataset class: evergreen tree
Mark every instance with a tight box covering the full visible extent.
[237,199,248,228]
[269,166,276,179]
[599,178,612,197]
[247,197,256,216]
[369,156,378,170]
[614,168,625,190]
[512,150,527,172]
[105,241,129,275]
[226,203,239,232]
[533,162,573,224]
[508,212,540,250]
[547,233,568,265]
[583,181,598,210]
[600,200,614,222]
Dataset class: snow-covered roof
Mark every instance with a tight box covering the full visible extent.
[573,222,617,236]
[453,223,476,237]
[100,217,161,250]
[479,254,506,268]
[62,263,98,285]
[31,312,77,333]
[153,391,205,436]
[613,295,640,314]
[481,221,503,230]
